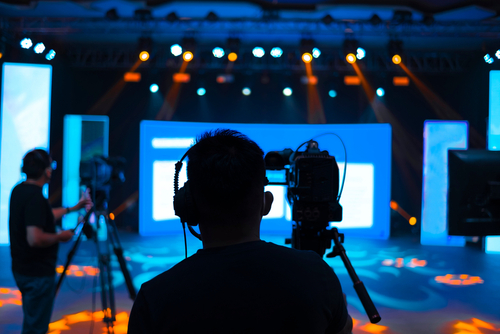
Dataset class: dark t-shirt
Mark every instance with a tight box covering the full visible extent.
[9,183,58,276]
[128,240,348,334]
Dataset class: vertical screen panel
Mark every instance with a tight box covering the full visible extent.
[140,121,392,239]
[486,70,500,253]
[421,121,467,246]
[0,63,52,245]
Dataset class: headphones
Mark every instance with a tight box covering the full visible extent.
[21,149,51,176]
[173,147,200,227]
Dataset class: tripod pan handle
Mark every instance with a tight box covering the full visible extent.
[353,281,381,324]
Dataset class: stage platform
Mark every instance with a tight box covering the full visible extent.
[0,231,499,334]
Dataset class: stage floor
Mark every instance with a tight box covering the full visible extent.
[0,231,499,334]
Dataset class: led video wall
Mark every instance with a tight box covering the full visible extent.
[140,121,392,239]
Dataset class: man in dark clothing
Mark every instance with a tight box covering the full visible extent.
[128,129,352,334]
[9,149,91,334]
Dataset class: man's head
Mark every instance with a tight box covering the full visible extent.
[22,149,52,181]
[187,129,272,228]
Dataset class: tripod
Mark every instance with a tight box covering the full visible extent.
[55,206,136,329]
[290,222,381,324]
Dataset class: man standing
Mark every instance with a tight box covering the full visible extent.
[128,129,352,333]
[9,149,91,334]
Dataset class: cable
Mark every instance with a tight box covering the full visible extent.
[182,222,188,259]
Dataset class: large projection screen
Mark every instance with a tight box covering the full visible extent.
[140,121,391,239]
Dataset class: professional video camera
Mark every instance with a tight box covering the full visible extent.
[265,140,343,256]
[80,156,126,209]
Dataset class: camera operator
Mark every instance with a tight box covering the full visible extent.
[128,129,352,334]
[9,149,92,334]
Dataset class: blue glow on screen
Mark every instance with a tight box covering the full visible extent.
[0,63,52,245]
[140,121,392,238]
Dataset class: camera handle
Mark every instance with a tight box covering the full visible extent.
[326,228,381,324]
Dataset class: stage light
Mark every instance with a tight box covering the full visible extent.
[356,47,366,60]
[329,90,337,98]
[376,88,385,97]
[20,38,32,49]
[302,53,312,63]
[496,50,500,60]
[212,47,225,58]
[45,50,56,61]
[312,48,321,58]
[409,217,417,225]
[150,84,159,93]
[392,54,402,64]
[484,54,494,64]
[171,44,182,56]
[109,213,115,220]
[283,87,292,96]
[34,43,45,54]
[270,47,283,58]
[139,51,149,61]
[242,88,251,96]
[252,47,265,58]
[228,52,238,62]
[197,88,206,96]
[390,201,398,210]
[183,51,193,62]
[346,53,356,64]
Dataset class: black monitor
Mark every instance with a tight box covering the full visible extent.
[448,149,500,236]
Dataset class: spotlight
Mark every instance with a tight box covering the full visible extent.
[302,53,312,63]
[34,43,45,54]
[242,88,251,96]
[409,217,417,225]
[171,44,182,56]
[356,47,366,60]
[329,90,337,98]
[228,52,238,62]
[20,38,33,49]
[496,50,500,60]
[139,51,149,61]
[484,54,494,64]
[376,88,385,97]
[252,47,265,58]
[212,47,225,58]
[392,55,402,64]
[45,49,56,61]
[270,47,283,58]
[197,88,206,96]
[150,84,159,93]
[283,87,292,96]
[346,53,356,64]
[312,48,321,58]
[183,51,193,62]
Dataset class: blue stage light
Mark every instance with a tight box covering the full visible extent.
[484,54,494,64]
[212,47,225,58]
[312,48,321,58]
[242,88,251,96]
[34,43,45,54]
[197,88,206,96]
[376,88,385,97]
[171,44,182,56]
[20,38,33,49]
[357,47,366,60]
[150,84,159,93]
[270,47,283,58]
[283,87,292,96]
[252,47,265,58]
[45,50,56,61]
[329,90,337,98]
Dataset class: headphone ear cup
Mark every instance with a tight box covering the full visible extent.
[174,181,199,226]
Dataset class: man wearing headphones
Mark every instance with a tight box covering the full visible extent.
[9,149,92,334]
[128,129,352,334]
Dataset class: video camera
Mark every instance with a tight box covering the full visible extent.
[265,140,343,255]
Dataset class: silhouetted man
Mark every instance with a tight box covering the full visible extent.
[128,129,352,333]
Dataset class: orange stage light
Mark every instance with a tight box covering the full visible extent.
[139,51,149,61]
[393,76,410,86]
[302,53,312,63]
[392,54,402,64]
[0,52,3,59]
[344,76,361,86]
[228,52,238,62]
[390,200,398,210]
[183,51,193,62]
[124,72,141,82]
[346,53,356,64]
[109,213,115,220]
[173,73,191,83]
[409,217,417,225]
